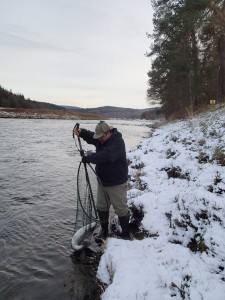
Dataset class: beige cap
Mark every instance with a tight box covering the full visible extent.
[93,121,113,139]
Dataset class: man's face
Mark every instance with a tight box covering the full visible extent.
[99,131,110,143]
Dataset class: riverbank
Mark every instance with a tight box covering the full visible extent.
[97,105,225,299]
[0,107,104,120]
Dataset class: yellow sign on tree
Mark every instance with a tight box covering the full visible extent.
[210,99,216,105]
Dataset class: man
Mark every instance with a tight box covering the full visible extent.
[73,121,130,242]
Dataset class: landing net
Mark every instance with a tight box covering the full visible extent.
[74,161,104,231]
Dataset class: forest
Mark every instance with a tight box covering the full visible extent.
[147,0,225,119]
[0,85,63,110]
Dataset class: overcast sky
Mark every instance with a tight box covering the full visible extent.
[0,0,153,109]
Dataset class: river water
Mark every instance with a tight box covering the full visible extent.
[0,118,151,300]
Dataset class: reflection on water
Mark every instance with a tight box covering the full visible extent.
[0,118,153,300]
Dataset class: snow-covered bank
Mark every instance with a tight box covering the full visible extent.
[97,106,225,300]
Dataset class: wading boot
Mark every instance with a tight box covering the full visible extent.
[95,210,109,244]
[118,212,131,240]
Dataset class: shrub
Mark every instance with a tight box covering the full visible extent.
[212,146,225,166]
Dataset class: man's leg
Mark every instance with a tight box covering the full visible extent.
[104,182,130,239]
[95,184,110,242]
[96,210,109,239]
[118,212,130,239]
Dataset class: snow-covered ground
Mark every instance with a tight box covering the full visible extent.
[97,105,225,300]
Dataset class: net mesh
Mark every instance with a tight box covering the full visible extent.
[74,162,103,231]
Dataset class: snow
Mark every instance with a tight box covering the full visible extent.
[97,106,225,300]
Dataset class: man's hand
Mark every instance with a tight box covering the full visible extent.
[82,155,90,164]
[73,127,81,136]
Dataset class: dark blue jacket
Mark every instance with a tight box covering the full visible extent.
[79,128,128,186]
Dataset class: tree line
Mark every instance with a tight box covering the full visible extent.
[0,85,63,110]
[147,0,225,119]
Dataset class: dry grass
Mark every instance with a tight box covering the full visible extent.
[167,103,225,121]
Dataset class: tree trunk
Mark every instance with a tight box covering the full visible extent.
[218,33,225,102]
[191,28,199,109]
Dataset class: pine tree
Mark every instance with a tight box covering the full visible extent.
[147,0,225,118]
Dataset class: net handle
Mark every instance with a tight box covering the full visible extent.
[73,123,98,219]
[73,123,84,156]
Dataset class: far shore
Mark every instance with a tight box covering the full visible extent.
[0,107,104,120]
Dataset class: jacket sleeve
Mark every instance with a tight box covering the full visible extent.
[79,129,98,146]
[86,137,125,164]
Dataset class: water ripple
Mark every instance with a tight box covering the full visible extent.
[0,118,150,300]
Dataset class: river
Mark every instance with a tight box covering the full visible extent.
[0,118,152,300]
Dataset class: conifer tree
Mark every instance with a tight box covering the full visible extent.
[147,0,225,118]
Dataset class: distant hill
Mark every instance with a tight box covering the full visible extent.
[0,85,162,119]
[0,85,64,110]
[63,105,162,119]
